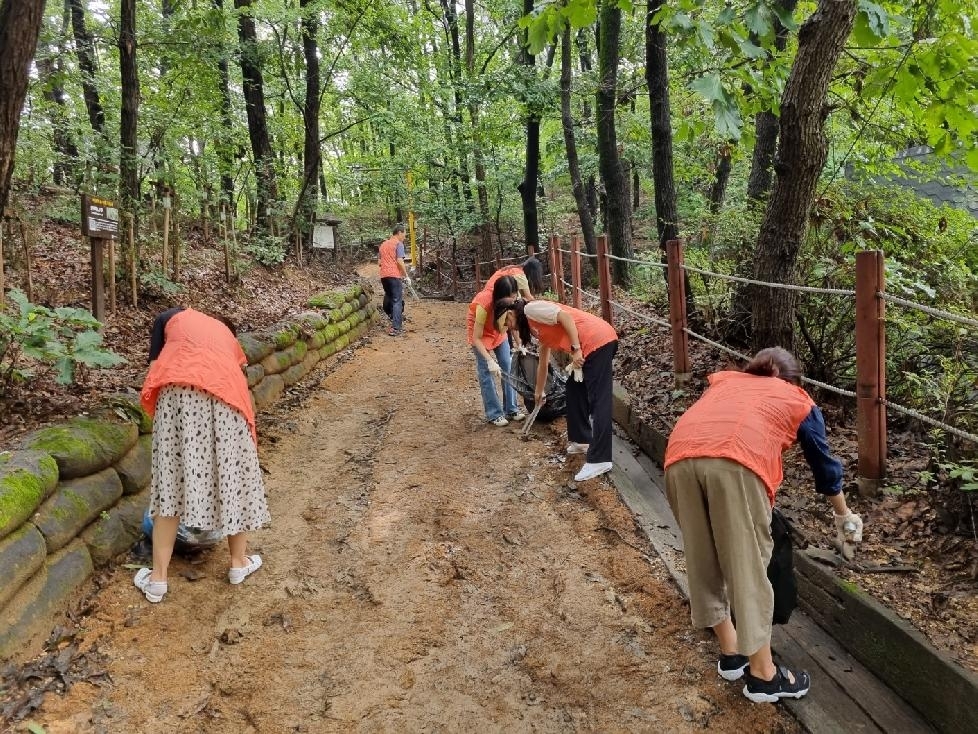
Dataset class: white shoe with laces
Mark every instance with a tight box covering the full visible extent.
[566,442,589,455]
[490,416,509,426]
[574,461,613,482]
[133,568,167,603]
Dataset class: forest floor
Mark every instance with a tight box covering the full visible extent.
[0,213,974,731]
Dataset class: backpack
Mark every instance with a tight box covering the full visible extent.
[768,508,797,625]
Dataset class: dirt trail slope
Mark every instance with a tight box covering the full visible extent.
[21,278,798,733]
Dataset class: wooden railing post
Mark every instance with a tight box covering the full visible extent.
[855,249,887,495]
[548,234,560,297]
[552,235,566,303]
[596,234,613,326]
[435,252,442,290]
[474,254,482,291]
[666,239,691,382]
[570,234,582,309]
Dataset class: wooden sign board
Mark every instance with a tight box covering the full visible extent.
[312,223,335,249]
[80,194,119,239]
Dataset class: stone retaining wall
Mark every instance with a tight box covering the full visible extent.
[612,381,978,734]
[0,283,378,661]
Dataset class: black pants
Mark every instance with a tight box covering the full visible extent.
[565,340,618,464]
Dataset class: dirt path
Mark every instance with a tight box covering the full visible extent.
[25,277,798,733]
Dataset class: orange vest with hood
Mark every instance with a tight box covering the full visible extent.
[140,309,257,444]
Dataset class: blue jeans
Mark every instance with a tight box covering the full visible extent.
[473,342,518,421]
[381,277,404,331]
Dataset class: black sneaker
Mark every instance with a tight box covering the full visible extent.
[743,665,811,703]
[717,653,749,681]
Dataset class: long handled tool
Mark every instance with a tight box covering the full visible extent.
[521,398,544,437]
[405,278,421,301]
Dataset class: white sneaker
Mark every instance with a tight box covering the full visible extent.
[566,442,589,455]
[490,416,509,426]
[507,410,527,422]
[574,461,613,482]
[229,554,263,585]
[133,568,167,603]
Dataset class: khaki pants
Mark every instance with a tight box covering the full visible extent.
[665,457,773,656]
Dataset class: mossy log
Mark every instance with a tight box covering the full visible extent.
[238,333,274,364]
[33,468,124,553]
[21,418,138,480]
[81,488,149,566]
[246,363,265,388]
[0,451,60,541]
[114,434,152,495]
[252,374,285,410]
[0,524,46,610]
[260,349,292,376]
[0,541,93,660]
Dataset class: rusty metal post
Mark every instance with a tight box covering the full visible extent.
[570,234,582,309]
[855,250,887,495]
[666,239,691,382]
[596,234,613,325]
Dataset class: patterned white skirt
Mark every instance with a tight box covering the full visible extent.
[150,385,270,535]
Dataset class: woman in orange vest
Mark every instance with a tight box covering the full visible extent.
[136,308,270,602]
[494,298,618,481]
[482,256,544,301]
[664,347,863,703]
[468,276,526,426]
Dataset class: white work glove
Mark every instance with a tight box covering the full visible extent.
[515,345,529,356]
[564,363,583,382]
[487,360,502,376]
[834,512,863,560]
[403,275,412,287]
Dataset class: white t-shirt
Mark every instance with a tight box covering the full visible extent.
[524,300,561,325]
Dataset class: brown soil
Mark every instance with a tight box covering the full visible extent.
[3,273,799,733]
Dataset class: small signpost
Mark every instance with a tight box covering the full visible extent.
[81,194,119,321]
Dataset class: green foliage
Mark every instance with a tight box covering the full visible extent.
[0,290,125,395]
[139,270,184,297]
[243,234,287,267]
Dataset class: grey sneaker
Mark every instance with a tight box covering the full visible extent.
[490,416,509,426]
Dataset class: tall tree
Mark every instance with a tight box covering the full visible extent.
[560,25,596,257]
[38,5,80,187]
[464,0,492,263]
[0,0,46,216]
[69,0,105,135]
[751,0,857,351]
[596,0,632,286]
[644,2,678,250]
[298,0,320,245]
[235,0,278,232]
[213,0,236,210]
[517,0,541,254]
[746,0,799,202]
[119,0,140,220]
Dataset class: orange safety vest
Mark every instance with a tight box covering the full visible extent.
[664,371,815,503]
[378,236,403,278]
[140,309,257,444]
[528,303,617,358]
[466,288,507,350]
[482,265,524,295]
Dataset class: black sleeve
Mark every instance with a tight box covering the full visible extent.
[148,308,184,362]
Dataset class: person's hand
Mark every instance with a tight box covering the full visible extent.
[487,360,501,376]
[570,348,584,369]
[834,512,863,550]
[515,344,529,356]
[564,363,583,382]
[403,275,412,287]
[534,390,547,405]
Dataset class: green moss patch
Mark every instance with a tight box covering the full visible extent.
[0,451,60,541]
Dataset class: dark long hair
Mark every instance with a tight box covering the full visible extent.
[491,275,519,316]
[744,347,802,385]
[521,257,544,296]
[493,297,532,345]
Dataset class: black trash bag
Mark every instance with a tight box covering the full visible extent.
[509,350,567,422]
[768,508,797,625]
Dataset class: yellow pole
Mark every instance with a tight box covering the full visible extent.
[406,170,417,267]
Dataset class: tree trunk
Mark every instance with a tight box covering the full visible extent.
[465,0,492,263]
[213,0,235,210]
[747,0,799,203]
[440,0,473,214]
[709,144,733,214]
[560,26,596,257]
[235,0,278,233]
[299,0,320,248]
[38,10,80,189]
[576,30,599,223]
[597,0,632,286]
[644,5,679,250]
[69,0,105,135]
[0,1,45,216]
[517,0,540,255]
[751,0,856,352]
[119,0,140,229]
